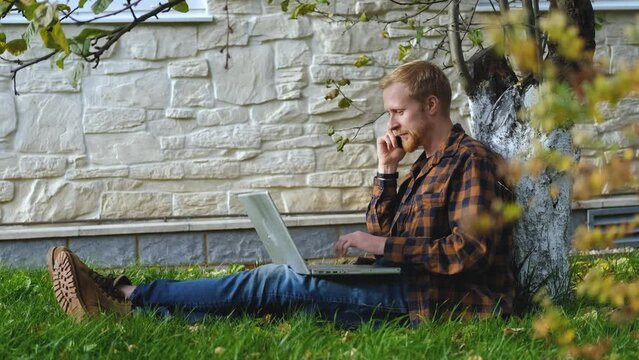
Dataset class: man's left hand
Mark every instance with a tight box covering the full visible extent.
[334,231,386,257]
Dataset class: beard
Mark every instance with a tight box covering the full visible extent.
[400,132,419,153]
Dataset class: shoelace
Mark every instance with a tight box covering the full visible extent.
[89,271,128,302]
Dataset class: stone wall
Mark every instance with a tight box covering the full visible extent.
[0,2,637,225]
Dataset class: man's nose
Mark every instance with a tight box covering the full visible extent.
[387,114,399,130]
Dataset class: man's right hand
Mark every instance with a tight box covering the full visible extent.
[377,130,406,174]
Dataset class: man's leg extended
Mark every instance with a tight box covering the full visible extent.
[49,247,409,326]
[127,264,409,326]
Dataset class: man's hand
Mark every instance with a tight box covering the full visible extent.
[334,231,386,257]
[377,130,406,174]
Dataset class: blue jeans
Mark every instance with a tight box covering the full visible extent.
[129,264,409,327]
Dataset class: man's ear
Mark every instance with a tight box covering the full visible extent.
[424,95,439,115]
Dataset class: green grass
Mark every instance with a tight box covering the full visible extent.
[1,253,638,359]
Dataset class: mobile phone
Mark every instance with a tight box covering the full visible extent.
[395,135,402,148]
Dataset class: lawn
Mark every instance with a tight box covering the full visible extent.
[1,252,638,359]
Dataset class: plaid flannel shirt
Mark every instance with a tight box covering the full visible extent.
[367,124,516,323]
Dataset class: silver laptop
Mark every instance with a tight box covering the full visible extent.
[238,191,401,276]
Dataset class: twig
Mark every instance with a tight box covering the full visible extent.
[9,50,59,95]
[64,0,144,24]
[223,0,231,69]
[0,0,17,19]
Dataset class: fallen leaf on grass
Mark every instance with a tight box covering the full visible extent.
[467,355,483,360]
[214,346,225,355]
[503,327,525,335]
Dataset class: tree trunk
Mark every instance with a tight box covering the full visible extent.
[465,49,575,305]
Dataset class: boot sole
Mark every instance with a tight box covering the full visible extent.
[46,246,67,280]
[51,251,89,321]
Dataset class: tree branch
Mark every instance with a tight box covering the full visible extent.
[86,0,187,62]
[9,50,59,95]
[448,0,472,93]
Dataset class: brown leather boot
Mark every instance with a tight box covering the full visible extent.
[47,246,132,321]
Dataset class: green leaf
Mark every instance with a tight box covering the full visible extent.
[173,0,189,13]
[290,3,314,20]
[91,0,113,14]
[381,31,389,39]
[22,22,38,47]
[359,12,368,22]
[6,39,27,55]
[398,44,411,61]
[335,137,349,152]
[280,0,289,12]
[336,79,350,86]
[415,26,423,45]
[468,29,483,47]
[0,42,6,55]
[353,55,369,67]
[327,126,335,136]
[51,22,70,54]
[0,33,5,43]
[56,3,71,12]
[338,97,352,109]
[595,15,605,32]
[73,28,112,43]
[39,28,58,50]
[69,61,86,88]
[78,0,89,8]
[34,3,54,28]
[55,52,69,69]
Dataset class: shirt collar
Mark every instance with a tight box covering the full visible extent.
[409,123,466,175]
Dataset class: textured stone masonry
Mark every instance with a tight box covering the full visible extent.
[0,3,634,235]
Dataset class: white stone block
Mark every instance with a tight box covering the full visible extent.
[265,135,333,150]
[0,154,19,180]
[0,93,16,138]
[240,149,315,175]
[148,118,198,137]
[312,54,365,65]
[275,41,311,69]
[252,101,308,124]
[165,108,196,119]
[198,16,256,50]
[309,65,343,83]
[280,188,342,212]
[84,71,170,109]
[183,160,240,179]
[85,133,163,166]
[260,125,304,141]
[15,94,85,153]
[17,180,104,222]
[343,66,385,80]
[252,13,312,42]
[186,126,261,149]
[611,45,639,73]
[209,0,261,14]
[66,166,129,180]
[19,156,67,178]
[15,64,81,93]
[119,26,197,60]
[160,136,185,150]
[316,144,377,170]
[173,192,228,216]
[276,84,302,100]
[91,60,163,75]
[275,68,306,84]
[209,45,277,105]
[171,79,215,108]
[314,21,389,54]
[168,59,209,78]
[197,107,249,126]
[341,187,370,211]
[83,107,146,134]
[241,175,307,189]
[129,163,185,179]
[307,171,364,187]
[101,192,172,219]
[0,181,14,202]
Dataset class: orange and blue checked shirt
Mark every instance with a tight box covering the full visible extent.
[367,124,516,323]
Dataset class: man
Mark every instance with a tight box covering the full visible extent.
[48,60,515,326]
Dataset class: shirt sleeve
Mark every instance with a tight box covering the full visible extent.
[383,154,501,275]
[366,177,398,236]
